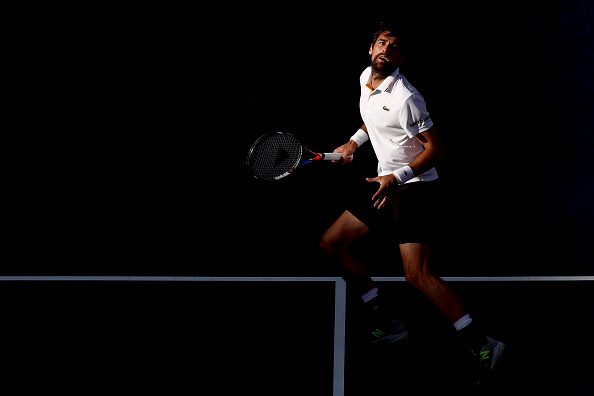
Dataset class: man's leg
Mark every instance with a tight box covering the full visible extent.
[400,242,505,380]
[319,210,373,293]
[400,243,468,322]
[320,210,408,343]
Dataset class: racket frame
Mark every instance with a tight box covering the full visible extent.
[247,132,345,181]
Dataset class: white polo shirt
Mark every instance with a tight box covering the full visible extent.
[359,66,438,182]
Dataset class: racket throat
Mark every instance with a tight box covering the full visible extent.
[299,153,322,166]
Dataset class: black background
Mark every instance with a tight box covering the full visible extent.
[4,1,593,276]
[1,281,336,395]
[3,3,594,394]
[2,279,593,395]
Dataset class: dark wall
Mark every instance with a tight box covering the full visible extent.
[4,1,593,276]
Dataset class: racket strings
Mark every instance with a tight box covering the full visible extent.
[248,133,302,180]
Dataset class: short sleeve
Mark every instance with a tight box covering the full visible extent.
[399,93,433,138]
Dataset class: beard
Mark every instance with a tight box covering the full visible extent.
[371,55,395,78]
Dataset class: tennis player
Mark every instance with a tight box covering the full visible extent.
[319,21,504,383]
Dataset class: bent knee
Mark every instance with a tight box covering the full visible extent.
[404,271,422,289]
[319,211,369,256]
[319,237,347,256]
[404,268,434,290]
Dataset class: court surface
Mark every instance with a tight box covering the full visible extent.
[2,276,592,395]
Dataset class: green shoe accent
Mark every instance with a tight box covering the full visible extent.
[371,328,384,338]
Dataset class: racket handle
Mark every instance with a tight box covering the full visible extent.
[322,153,354,161]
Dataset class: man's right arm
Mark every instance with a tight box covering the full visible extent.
[332,124,369,164]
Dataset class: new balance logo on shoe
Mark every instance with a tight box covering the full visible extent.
[480,350,490,361]
[371,328,385,338]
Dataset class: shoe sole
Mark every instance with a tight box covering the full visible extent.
[372,330,410,344]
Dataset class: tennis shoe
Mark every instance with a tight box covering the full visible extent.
[472,336,505,385]
[369,317,409,344]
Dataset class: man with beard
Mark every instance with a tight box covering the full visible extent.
[319,21,504,384]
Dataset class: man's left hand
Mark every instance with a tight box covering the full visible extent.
[366,174,397,209]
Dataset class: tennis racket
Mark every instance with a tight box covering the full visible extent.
[246,132,352,181]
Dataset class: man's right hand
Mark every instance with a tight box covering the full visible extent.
[332,140,358,164]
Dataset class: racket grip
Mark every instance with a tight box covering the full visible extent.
[322,153,353,161]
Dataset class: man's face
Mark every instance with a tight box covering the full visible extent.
[369,32,404,77]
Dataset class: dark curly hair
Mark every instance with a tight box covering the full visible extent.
[370,21,409,53]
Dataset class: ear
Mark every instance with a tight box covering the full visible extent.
[369,44,373,55]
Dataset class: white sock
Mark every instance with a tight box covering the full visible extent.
[361,287,379,303]
[453,313,473,331]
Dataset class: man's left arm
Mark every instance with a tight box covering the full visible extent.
[408,125,445,175]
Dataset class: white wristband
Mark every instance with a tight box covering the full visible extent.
[393,165,414,184]
[350,129,369,147]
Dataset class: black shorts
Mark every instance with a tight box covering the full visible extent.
[347,179,442,245]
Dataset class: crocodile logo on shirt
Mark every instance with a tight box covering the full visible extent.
[382,106,390,111]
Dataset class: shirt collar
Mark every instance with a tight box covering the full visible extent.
[366,67,400,93]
